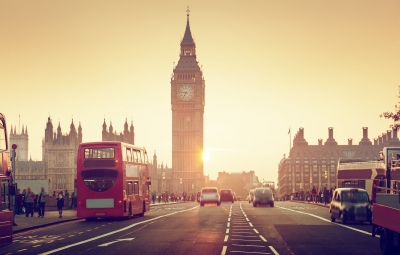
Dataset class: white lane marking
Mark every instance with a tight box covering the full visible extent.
[226,229,230,234]
[39,205,199,255]
[246,218,249,221]
[253,229,259,234]
[269,246,280,255]
[276,206,373,236]
[232,223,248,225]
[259,235,267,242]
[221,246,227,255]
[231,239,261,241]
[231,232,254,234]
[232,244,266,247]
[227,222,230,228]
[228,217,231,222]
[231,235,258,237]
[230,252,271,254]
[249,222,253,227]
[98,238,135,247]
[224,235,229,242]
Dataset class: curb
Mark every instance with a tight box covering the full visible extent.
[290,200,330,208]
[13,218,82,234]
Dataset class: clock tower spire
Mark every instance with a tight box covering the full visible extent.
[171,7,205,194]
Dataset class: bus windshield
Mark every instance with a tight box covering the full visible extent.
[81,169,118,192]
[84,148,115,159]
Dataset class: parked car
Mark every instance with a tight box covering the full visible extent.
[220,189,234,203]
[329,188,372,224]
[200,187,220,206]
[248,189,255,203]
[253,187,274,207]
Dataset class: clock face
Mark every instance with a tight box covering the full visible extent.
[178,85,194,101]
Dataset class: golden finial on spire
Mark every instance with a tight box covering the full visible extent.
[186,6,190,17]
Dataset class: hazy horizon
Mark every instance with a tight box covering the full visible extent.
[1,0,399,182]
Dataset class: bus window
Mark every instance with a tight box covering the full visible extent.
[85,148,115,158]
[133,181,139,195]
[126,181,133,195]
[81,169,118,192]
[1,179,9,210]
[0,120,6,150]
[125,147,132,162]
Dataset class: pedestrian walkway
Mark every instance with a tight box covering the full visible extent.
[13,209,79,233]
[12,202,184,233]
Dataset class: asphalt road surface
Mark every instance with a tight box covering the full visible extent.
[1,201,381,255]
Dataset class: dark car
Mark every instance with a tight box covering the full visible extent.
[253,187,274,207]
[220,189,234,203]
[329,188,372,224]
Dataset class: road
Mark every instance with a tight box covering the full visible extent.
[1,201,381,255]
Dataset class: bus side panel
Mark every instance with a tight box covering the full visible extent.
[0,210,12,247]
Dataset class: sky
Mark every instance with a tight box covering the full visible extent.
[1,0,399,184]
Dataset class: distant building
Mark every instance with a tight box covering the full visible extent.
[10,125,46,181]
[217,171,260,196]
[42,117,82,193]
[9,125,28,161]
[102,119,134,144]
[149,152,174,194]
[278,127,400,196]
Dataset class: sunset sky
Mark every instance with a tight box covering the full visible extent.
[1,1,399,184]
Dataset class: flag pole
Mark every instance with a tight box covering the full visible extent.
[289,127,291,154]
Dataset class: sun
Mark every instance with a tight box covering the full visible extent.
[202,151,210,162]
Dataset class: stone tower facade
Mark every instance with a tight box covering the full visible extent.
[171,8,205,193]
[42,117,82,193]
[102,119,134,144]
[9,125,29,161]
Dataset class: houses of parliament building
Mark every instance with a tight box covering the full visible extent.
[278,127,400,196]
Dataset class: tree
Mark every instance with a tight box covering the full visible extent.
[380,85,400,131]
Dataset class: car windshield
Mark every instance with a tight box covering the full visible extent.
[256,189,272,195]
[341,191,369,203]
[202,189,217,194]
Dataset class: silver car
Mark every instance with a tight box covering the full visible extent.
[200,187,220,206]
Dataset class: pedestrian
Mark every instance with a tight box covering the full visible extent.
[16,189,22,215]
[65,190,69,207]
[311,186,317,203]
[70,191,76,209]
[52,191,56,196]
[25,187,35,217]
[37,187,47,217]
[56,191,65,218]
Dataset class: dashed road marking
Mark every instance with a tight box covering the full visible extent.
[253,229,259,234]
[269,246,280,255]
[259,235,267,242]
[224,235,229,242]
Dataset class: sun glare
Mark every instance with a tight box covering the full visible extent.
[202,151,210,162]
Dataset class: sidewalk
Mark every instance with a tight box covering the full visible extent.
[289,200,330,208]
[13,209,79,233]
[12,202,184,233]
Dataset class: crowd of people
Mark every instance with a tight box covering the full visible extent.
[282,186,336,205]
[150,191,199,204]
[14,188,77,219]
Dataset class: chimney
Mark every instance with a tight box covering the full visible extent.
[329,127,333,139]
[374,138,378,145]
[359,127,372,145]
[318,139,323,146]
[348,139,353,145]
[394,127,399,140]
[382,133,387,143]
[387,130,392,141]
[363,127,368,139]
[379,136,383,145]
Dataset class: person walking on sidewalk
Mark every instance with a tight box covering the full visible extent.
[56,191,65,218]
[37,187,48,217]
[25,187,35,217]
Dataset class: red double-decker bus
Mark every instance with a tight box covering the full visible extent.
[0,113,12,247]
[76,141,151,220]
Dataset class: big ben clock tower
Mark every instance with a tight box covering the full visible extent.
[171,7,205,194]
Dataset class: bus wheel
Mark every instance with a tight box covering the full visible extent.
[138,202,145,217]
[380,228,394,255]
[128,204,132,219]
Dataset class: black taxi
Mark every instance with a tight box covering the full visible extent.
[329,188,372,224]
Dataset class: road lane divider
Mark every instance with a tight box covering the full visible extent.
[39,205,199,255]
[276,205,375,236]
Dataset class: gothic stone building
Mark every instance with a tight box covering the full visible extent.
[43,117,82,193]
[102,119,134,144]
[278,127,400,196]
